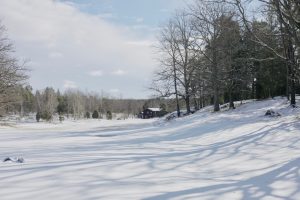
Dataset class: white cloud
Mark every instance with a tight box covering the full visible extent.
[109,89,120,93]
[0,0,157,98]
[98,13,117,20]
[136,17,144,23]
[112,69,126,76]
[126,40,155,47]
[63,80,77,89]
[88,70,103,77]
[159,8,170,13]
[49,52,63,58]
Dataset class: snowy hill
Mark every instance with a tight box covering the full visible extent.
[0,97,299,200]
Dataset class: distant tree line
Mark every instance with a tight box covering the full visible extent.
[1,83,175,121]
[151,0,299,114]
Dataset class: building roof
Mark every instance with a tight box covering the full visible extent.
[147,108,161,112]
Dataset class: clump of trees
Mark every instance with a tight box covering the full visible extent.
[35,87,58,121]
[152,0,299,113]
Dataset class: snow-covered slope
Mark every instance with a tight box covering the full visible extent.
[0,98,299,200]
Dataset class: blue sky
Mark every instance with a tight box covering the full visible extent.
[0,0,191,98]
[62,0,186,25]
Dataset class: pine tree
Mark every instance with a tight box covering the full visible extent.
[92,110,99,119]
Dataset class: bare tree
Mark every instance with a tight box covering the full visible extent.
[65,90,85,119]
[190,1,234,111]
[152,11,197,115]
[152,18,181,116]
[172,12,197,114]
[0,22,28,114]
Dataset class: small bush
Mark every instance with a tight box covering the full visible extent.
[36,112,41,122]
[42,111,52,121]
[85,112,91,119]
[92,110,99,119]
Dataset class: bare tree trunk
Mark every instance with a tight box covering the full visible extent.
[185,95,191,114]
[184,75,191,113]
[173,65,181,117]
[213,86,220,111]
[229,87,235,109]
[193,96,198,110]
[286,65,290,100]
[199,88,203,109]
[287,39,296,107]
[290,78,296,107]
[212,42,220,112]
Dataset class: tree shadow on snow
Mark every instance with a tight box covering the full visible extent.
[143,157,300,200]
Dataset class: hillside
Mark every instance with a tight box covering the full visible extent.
[0,97,299,200]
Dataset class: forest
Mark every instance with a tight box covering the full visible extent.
[151,0,299,116]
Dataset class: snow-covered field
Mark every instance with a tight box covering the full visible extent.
[0,98,299,200]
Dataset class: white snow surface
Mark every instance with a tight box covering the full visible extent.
[147,108,161,112]
[0,98,300,200]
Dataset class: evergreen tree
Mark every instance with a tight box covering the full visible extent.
[92,110,99,119]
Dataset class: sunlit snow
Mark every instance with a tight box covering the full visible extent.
[0,98,299,200]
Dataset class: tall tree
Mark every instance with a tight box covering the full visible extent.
[215,14,242,108]
[191,1,234,111]
[152,19,181,116]
[0,22,28,114]
[172,12,196,114]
